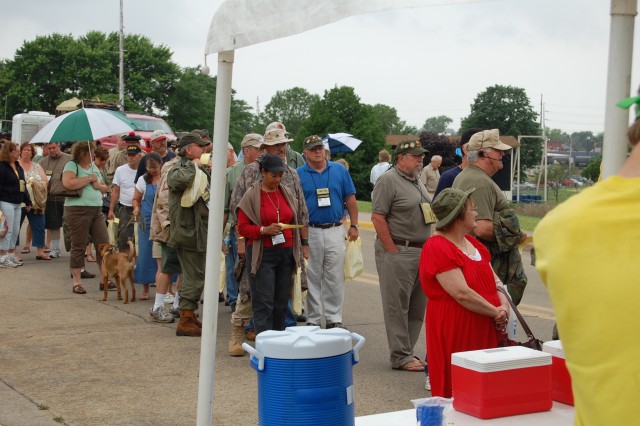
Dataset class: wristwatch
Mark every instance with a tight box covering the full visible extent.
[350,224,359,230]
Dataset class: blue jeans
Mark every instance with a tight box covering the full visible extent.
[0,202,21,252]
[18,207,46,248]
[224,229,238,306]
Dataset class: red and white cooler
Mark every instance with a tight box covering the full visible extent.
[542,340,574,406]
[451,346,552,419]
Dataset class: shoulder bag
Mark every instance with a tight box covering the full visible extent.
[52,161,83,198]
[497,286,543,351]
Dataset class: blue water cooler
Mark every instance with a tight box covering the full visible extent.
[243,326,365,426]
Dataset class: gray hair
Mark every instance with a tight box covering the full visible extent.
[467,150,480,163]
[431,155,442,162]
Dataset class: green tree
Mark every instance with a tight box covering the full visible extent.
[460,85,541,169]
[421,115,453,134]
[371,103,414,134]
[299,86,386,200]
[167,69,254,149]
[0,32,180,115]
[582,155,602,182]
[258,87,319,138]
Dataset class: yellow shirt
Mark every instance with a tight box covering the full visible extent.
[534,176,640,426]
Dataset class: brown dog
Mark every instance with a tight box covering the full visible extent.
[98,241,136,304]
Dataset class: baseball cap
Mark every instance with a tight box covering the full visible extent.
[241,133,263,148]
[177,133,210,148]
[260,153,286,173]
[126,145,142,155]
[150,130,168,142]
[303,135,324,150]
[394,139,427,156]
[467,129,512,151]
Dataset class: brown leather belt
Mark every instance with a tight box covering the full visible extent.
[391,238,424,249]
[309,222,342,229]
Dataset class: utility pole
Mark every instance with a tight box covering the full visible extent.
[118,0,125,111]
[255,96,260,116]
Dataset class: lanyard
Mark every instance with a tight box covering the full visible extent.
[395,167,429,204]
[265,188,281,223]
[306,163,331,191]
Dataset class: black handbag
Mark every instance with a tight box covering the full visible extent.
[497,286,543,351]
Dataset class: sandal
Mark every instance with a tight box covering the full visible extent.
[44,247,51,253]
[21,247,31,254]
[36,255,51,261]
[85,253,96,262]
[393,358,425,372]
[72,284,87,294]
[139,294,150,300]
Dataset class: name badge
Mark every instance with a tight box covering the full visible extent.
[420,202,437,225]
[271,232,286,245]
[316,188,331,207]
[19,180,25,193]
[46,170,52,181]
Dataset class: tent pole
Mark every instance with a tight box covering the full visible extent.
[196,49,235,426]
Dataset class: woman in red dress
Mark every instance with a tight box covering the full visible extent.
[419,188,510,397]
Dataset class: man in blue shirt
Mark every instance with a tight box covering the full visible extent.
[297,135,359,329]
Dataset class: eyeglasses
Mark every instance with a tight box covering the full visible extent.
[466,206,478,212]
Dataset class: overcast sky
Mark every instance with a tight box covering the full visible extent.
[3,0,639,136]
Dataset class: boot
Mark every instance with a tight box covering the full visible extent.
[176,310,202,337]
[228,325,246,357]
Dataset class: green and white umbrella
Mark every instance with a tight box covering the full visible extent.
[29,108,137,143]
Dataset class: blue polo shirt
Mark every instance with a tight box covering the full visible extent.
[297,161,356,224]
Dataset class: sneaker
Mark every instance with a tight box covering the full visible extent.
[49,249,60,258]
[164,294,175,304]
[150,306,175,323]
[0,258,18,268]
[8,255,23,266]
[169,306,180,318]
[425,374,431,391]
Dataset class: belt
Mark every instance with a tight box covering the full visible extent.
[391,238,424,249]
[309,222,342,229]
[118,203,133,210]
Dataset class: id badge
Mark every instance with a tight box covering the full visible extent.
[271,232,286,245]
[316,188,331,207]
[420,202,437,225]
[19,180,25,192]
[202,191,211,209]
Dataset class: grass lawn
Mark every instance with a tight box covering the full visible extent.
[357,186,588,233]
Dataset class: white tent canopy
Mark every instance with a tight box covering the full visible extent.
[205,0,479,54]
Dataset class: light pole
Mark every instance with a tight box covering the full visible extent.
[568,133,573,171]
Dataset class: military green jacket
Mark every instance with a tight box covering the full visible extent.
[167,156,211,252]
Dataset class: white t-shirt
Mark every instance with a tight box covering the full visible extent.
[113,164,137,206]
[370,162,390,185]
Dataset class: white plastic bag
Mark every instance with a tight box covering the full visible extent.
[291,265,303,316]
[219,252,226,293]
[107,218,119,245]
[344,237,364,280]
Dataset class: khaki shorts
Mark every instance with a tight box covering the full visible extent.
[152,241,162,259]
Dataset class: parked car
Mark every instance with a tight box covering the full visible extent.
[96,112,177,152]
